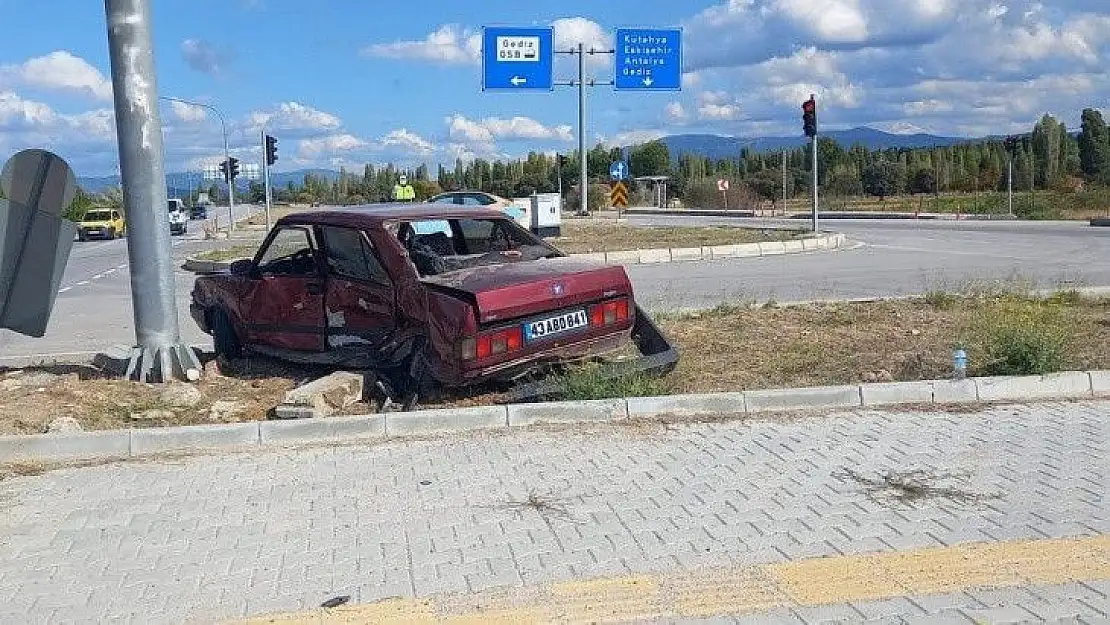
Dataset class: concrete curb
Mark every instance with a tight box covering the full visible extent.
[2,370,1107,464]
[624,208,1021,221]
[181,233,848,273]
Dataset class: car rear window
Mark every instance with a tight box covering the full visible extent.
[84,210,112,221]
[395,217,557,277]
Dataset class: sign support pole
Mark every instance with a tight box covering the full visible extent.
[577,42,588,216]
[104,0,200,382]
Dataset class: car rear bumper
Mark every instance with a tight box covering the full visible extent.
[447,327,633,387]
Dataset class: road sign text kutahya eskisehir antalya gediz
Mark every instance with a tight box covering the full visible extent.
[614,28,682,91]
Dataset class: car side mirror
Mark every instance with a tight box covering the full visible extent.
[229,259,258,278]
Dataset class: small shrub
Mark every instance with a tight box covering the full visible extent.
[553,363,669,400]
[1046,289,1082,306]
[924,290,958,310]
[967,299,1076,376]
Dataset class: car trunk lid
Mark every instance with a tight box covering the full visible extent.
[421,257,631,324]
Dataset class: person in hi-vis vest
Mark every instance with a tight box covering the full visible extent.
[392,174,416,202]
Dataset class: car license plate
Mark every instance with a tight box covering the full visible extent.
[524,309,589,342]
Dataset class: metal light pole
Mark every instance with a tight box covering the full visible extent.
[159,95,234,232]
[577,42,588,216]
[261,130,273,232]
[105,0,200,382]
[811,134,820,234]
[1008,156,1014,217]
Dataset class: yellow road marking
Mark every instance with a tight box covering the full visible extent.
[225,535,1110,624]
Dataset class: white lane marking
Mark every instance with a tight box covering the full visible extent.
[117,264,127,269]
[92,273,106,280]
[105,269,116,275]
[76,280,90,286]
[58,287,71,293]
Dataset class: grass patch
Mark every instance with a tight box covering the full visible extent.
[963,297,1077,376]
[550,220,806,254]
[551,362,670,401]
[195,245,257,262]
[656,292,1110,393]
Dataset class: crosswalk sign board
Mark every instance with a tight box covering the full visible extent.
[610,181,629,208]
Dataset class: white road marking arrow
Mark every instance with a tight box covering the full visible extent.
[643,77,654,87]
[510,76,527,86]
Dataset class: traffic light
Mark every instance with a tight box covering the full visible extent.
[802,96,817,138]
[265,134,278,166]
[229,157,240,181]
[220,159,230,183]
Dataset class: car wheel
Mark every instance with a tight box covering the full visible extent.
[109,228,117,240]
[209,308,243,359]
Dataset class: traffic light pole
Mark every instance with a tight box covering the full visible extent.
[812,134,819,234]
[105,0,201,382]
[160,96,233,232]
[261,131,273,232]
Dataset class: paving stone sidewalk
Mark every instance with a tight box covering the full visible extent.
[0,400,1106,624]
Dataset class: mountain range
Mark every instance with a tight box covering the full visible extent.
[76,127,982,192]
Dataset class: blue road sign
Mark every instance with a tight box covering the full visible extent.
[482,27,554,91]
[609,161,629,181]
[614,28,683,91]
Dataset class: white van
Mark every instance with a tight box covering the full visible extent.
[168,199,189,235]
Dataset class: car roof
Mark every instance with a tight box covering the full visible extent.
[276,203,507,229]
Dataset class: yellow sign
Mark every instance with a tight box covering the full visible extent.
[610,181,629,208]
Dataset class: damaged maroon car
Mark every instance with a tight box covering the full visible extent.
[190,205,677,405]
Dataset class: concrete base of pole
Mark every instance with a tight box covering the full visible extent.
[125,343,203,382]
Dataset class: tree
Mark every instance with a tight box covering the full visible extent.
[747,169,781,206]
[861,161,903,200]
[248,180,265,203]
[825,165,863,197]
[910,168,937,195]
[1078,108,1110,180]
[64,187,95,222]
[630,140,670,177]
[1031,114,1064,188]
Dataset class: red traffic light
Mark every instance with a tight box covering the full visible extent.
[802,99,816,113]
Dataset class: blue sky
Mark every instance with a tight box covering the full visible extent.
[0,0,1107,176]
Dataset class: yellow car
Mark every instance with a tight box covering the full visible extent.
[77,208,126,241]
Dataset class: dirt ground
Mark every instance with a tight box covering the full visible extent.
[4,295,1105,435]
[549,220,805,254]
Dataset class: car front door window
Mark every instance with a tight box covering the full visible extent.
[258,227,318,276]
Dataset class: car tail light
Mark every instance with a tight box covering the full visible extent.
[589,297,632,328]
[461,327,524,362]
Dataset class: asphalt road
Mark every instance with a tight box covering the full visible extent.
[627,216,1110,310]
[0,204,260,363]
[0,215,1106,362]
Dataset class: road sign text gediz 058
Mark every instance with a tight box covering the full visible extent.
[482,27,554,91]
[615,28,682,91]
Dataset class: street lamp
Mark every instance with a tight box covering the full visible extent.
[159,96,235,232]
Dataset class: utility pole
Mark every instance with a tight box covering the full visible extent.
[782,150,787,216]
[105,0,200,382]
[160,96,233,231]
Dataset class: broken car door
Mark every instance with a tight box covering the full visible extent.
[243,225,326,351]
[319,225,397,358]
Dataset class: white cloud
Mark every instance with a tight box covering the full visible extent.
[245,101,341,133]
[771,0,870,43]
[446,114,574,144]
[553,17,612,69]
[601,129,666,148]
[170,100,207,123]
[665,102,688,123]
[297,134,368,158]
[362,25,481,64]
[181,39,233,77]
[0,51,112,101]
[380,128,435,155]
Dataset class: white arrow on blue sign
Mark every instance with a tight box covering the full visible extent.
[482,27,554,91]
[609,161,629,181]
[615,28,683,91]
